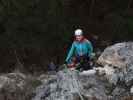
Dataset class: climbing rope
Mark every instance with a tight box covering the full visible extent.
[63,64,84,100]
[70,70,84,100]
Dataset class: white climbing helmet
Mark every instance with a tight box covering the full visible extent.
[74,29,83,36]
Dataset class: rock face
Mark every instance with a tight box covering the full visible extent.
[32,42,133,100]
[130,86,133,94]
[98,42,133,85]
[0,72,27,100]
[98,42,133,68]
[32,68,108,100]
[1,42,133,100]
[0,72,42,100]
[97,42,133,99]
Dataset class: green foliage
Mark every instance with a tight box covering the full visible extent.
[31,79,42,88]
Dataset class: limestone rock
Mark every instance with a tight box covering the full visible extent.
[97,42,133,86]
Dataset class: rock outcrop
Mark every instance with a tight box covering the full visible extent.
[0,72,42,100]
[32,42,133,100]
[98,42,133,84]
[32,68,109,100]
[97,42,133,99]
[1,42,133,100]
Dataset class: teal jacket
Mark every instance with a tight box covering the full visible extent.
[65,39,93,64]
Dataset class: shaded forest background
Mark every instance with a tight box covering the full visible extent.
[0,0,133,73]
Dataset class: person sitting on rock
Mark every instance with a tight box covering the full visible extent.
[65,29,93,70]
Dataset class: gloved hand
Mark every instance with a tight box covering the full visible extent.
[90,52,95,59]
[67,63,75,68]
[64,61,67,64]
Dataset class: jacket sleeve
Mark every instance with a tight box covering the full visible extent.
[65,42,75,63]
[87,40,93,57]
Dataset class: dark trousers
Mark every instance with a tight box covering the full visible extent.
[74,55,92,70]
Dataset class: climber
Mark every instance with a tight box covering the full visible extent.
[65,29,93,70]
